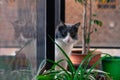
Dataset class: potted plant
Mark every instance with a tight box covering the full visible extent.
[75,0,103,54]
[70,0,103,69]
[36,36,111,80]
[72,1,120,79]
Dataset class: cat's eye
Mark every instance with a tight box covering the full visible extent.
[70,32,75,37]
[61,31,67,37]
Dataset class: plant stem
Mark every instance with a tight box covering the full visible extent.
[86,0,92,53]
[82,0,87,54]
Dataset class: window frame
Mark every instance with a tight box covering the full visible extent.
[36,0,65,70]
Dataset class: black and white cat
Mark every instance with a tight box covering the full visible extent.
[55,22,80,70]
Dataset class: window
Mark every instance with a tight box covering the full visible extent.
[0,0,46,79]
[97,0,117,9]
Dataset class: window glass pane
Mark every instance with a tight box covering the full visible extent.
[99,0,116,3]
[0,0,46,79]
[65,0,120,47]
[97,0,117,9]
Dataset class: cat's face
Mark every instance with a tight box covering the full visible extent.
[55,22,80,44]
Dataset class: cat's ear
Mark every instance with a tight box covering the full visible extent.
[58,21,65,27]
[74,22,81,28]
[57,22,66,31]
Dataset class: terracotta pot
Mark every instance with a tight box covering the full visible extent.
[70,50,101,69]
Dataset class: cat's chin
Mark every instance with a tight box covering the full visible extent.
[56,39,76,45]
[63,40,77,45]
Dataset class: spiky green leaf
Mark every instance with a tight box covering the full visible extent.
[37,35,112,80]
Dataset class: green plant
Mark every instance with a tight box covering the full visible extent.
[75,0,104,54]
[36,35,112,80]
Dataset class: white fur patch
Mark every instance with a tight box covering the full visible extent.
[55,39,76,70]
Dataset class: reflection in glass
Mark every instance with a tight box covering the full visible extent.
[0,0,39,79]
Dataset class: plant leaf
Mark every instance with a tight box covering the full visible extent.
[92,14,97,17]
[86,38,90,44]
[37,75,54,80]
[75,0,83,4]
[74,53,92,80]
[48,34,75,79]
[51,59,64,69]
[107,0,111,3]
[90,20,94,25]
[94,19,103,27]
[48,34,75,72]
[94,28,97,32]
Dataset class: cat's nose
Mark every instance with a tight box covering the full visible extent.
[67,39,70,43]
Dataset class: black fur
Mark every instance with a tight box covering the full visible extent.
[55,22,80,39]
